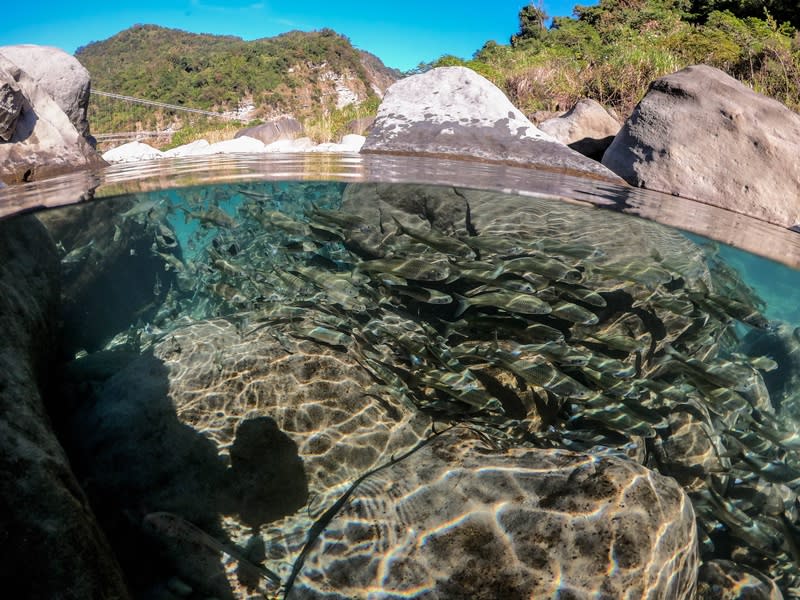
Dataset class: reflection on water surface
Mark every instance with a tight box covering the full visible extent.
[3,159,800,599]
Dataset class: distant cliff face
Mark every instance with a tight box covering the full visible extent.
[75,25,400,130]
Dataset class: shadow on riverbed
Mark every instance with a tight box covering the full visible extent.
[54,349,308,598]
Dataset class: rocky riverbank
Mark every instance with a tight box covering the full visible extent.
[2,44,799,229]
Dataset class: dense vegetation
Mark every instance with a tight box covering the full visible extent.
[77,25,397,141]
[430,0,799,116]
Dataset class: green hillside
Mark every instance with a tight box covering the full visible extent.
[76,25,399,141]
[430,0,799,116]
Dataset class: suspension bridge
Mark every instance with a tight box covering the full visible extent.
[88,89,246,146]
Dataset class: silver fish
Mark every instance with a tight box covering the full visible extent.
[454,291,551,317]
[357,257,451,282]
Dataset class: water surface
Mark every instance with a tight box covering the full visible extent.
[3,155,800,599]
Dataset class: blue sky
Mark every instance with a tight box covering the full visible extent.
[2,1,583,71]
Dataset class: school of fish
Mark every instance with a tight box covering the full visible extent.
[106,182,800,596]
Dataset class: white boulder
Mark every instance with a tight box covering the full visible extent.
[339,134,366,151]
[362,66,621,180]
[198,136,265,155]
[102,141,163,163]
[161,139,210,157]
[264,136,316,152]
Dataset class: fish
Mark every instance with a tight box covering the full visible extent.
[461,235,529,258]
[574,397,659,437]
[179,206,237,229]
[394,286,453,305]
[467,345,592,400]
[453,291,552,317]
[291,265,367,312]
[284,240,319,253]
[605,262,674,288]
[310,206,373,232]
[290,325,352,349]
[153,250,186,272]
[705,293,769,329]
[650,294,695,316]
[553,283,607,307]
[119,198,164,221]
[62,239,95,264]
[695,489,784,557]
[585,354,636,379]
[392,216,476,259]
[746,355,779,372]
[252,210,312,237]
[539,239,603,260]
[585,331,643,354]
[549,300,599,325]
[212,258,248,277]
[418,368,499,411]
[525,323,566,342]
[356,257,451,282]
[503,255,582,283]
[143,511,281,587]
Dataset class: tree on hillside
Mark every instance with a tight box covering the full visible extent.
[511,2,550,46]
[690,0,799,28]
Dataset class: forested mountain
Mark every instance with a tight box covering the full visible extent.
[76,25,399,138]
[433,0,799,117]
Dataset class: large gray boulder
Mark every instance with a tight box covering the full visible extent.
[539,98,621,161]
[361,66,623,181]
[602,64,800,229]
[0,54,105,184]
[0,214,130,599]
[294,427,698,600]
[0,45,92,140]
[235,116,303,144]
[0,64,24,141]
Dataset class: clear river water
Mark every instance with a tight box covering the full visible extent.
[1,153,800,599]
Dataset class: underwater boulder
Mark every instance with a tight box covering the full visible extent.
[0,215,129,599]
[66,317,431,598]
[289,427,698,599]
[697,560,784,600]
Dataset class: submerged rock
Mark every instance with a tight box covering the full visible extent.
[67,313,700,599]
[362,66,622,181]
[66,318,430,598]
[0,214,129,599]
[697,560,784,600]
[602,64,800,229]
[292,427,698,599]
